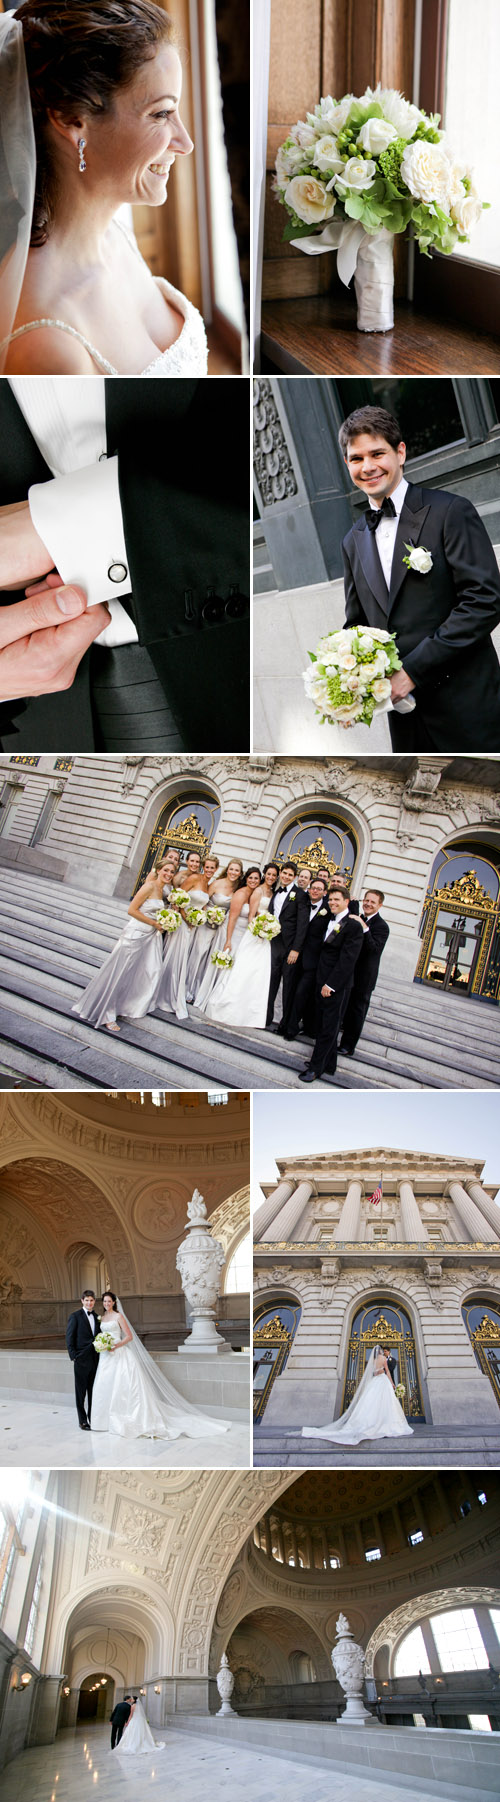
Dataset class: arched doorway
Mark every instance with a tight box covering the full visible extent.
[343,1300,425,1421]
[272,807,359,883]
[415,841,500,1002]
[222,1606,330,1712]
[253,1300,301,1420]
[463,1300,500,1411]
[77,1674,115,1722]
[66,1243,110,1300]
[134,789,222,891]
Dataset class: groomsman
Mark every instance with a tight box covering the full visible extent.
[282,876,329,1039]
[299,885,365,1082]
[297,866,312,891]
[265,861,310,1030]
[340,888,390,1056]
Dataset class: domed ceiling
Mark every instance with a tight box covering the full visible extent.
[276,1472,421,1521]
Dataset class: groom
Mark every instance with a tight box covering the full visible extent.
[66,1290,100,1430]
[0,379,249,752]
[340,404,500,751]
[110,1697,133,1749]
[265,862,310,1031]
[383,1348,397,1390]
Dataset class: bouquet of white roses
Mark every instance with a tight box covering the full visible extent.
[275,85,486,257]
[249,914,282,941]
[211,947,234,969]
[395,1382,406,1403]
[168,888,191,909]
[184,904,207,927]
[94,1330,115,1354]
[205,906,226,928]
[155,907,181,933]
[304,626,402,727]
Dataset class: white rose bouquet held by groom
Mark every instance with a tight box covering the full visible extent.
[274,85,487,329]
[304,625,402,728]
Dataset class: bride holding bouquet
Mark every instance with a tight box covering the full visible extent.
[205,865,280,1029]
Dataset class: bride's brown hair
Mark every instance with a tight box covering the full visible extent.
[14,0,177,245]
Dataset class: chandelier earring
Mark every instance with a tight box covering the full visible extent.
[78,137,87,174]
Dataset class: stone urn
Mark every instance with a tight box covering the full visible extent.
[176,1188,230,1354]
[216,1652,235,1716]
[331,1612,372,1725]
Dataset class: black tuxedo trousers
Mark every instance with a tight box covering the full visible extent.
[66,1308,99,1426]
[343,483,500,751]
[266,887,310,1027]
[309,917,364,1077]
[0,381,249,752]
[340,913,390,1051]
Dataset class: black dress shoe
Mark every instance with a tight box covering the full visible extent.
[299,1068,317,1083]
[339,1043,355,1057]
[80,1421,90,1430]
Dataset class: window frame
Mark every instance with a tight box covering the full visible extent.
[416,0,500,332]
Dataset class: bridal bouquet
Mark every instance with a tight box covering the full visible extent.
[304,626,402,727]
[155,907,181,933]
[205,906,226,928]
[249,914,281,941]
[274,86,486,330]
[211,947,234,969]
[94,1330,115,1354]
[395,1382,406,1403]
[169,888,191,909]
[184,904,207,927]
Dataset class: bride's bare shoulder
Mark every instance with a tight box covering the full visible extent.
[3,326,96,375]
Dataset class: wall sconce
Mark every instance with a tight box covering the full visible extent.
[100,1679,107,1686]
[63,1687,70,1698]
[20,1673,32,1687]
[154,1686,161,1694]
[140,1688,146,1696]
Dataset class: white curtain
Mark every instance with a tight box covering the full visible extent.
[252,0,271,370]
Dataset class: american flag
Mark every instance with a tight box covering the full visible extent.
[367,1178,382,1207]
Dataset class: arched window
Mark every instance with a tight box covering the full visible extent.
[24,1552,43,1660]
[134,790,222,890]
[224,1232,251,1294]
[253,1299,301,1420]
[273,808,359,883]
[343,1301,425,1421]
[463,1300,500,1410]
[395,1607,499,1677]
[415,839,500,1003]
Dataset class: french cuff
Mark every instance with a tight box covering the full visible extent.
[28,455,130,610]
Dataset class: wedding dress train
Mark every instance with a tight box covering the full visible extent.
[204,898,272,1028]
[90,1309,229,1440]
[302,1347,414,1445]
[117,1698,165,1754]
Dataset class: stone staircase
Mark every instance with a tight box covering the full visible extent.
[253,1422,500,1468]
[0,870,499,1090]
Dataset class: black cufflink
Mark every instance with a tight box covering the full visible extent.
[108,561,128,584]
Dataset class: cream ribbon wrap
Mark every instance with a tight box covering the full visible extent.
[290,219,395,332]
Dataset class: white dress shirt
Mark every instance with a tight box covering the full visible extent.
[369,475,408,589]
[308,899,324,920]
[324,906,349,941]
[9,376,138,647]
[273,879,296,921]
[83,1308,96,1335]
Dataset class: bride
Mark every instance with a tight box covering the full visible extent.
[302,1346,414,1445]
[91,1291,229,1439]
[0,2,207,376]
[116,1696,165,1755]
[205,863,279,1029]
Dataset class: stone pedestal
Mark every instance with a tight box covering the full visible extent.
[176,1190,230,1355]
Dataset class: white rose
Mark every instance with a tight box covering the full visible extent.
[275,144,306,185]
[337,650,357,670]
[451,188,483,234]
[448,161,467,207]
[371,678,392,700]
[290,120,319,149]
[400,141,452,207]
[407,546,433,573]
[357,631,374,653]
[335,157,377,194]
[375,87,424,141]
[285,175,336,226]
[370,650,390,675]
[312,135,345,175]
[369,627,391,642]
[359,116,398,155]
[333,702,363,723]
[318,93,354,132]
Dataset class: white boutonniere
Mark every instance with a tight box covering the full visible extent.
[319,908,327,916]
[403,542,433,574]
[289,890,296,900]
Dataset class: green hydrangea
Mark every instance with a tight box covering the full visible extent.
[378,139,409,192]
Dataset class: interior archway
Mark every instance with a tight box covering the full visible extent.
[77,1675,115,1722]
[223,1605,331,1705]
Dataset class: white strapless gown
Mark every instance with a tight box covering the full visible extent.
[90,1313,228,1440]
[205,898,272,1029]
[302,1371,414,1444]
[117,1700,165,1755]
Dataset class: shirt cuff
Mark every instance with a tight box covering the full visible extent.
[28,456,131,611]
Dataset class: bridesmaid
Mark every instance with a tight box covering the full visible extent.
[186,857,244,1003]
[152,850,209,1020]
[196,866,262,1014]
[72,864,171,1033]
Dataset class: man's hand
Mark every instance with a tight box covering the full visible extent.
[0,577,111,700]
[0,501,56,591]
[287,949,299,965]
[391,669,415,701]
[321,983,334,997]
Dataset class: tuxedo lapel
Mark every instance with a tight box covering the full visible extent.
[356,518,390,616]
[388,486,432,617]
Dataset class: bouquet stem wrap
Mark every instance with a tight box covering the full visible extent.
[290,218,394,333]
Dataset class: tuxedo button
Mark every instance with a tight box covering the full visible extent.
[225,587,248,619]
[108,561,128,584]
[202,587,224,623]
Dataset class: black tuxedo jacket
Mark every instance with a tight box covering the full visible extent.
[300,903,331,972]
[66,1308,100,1363]
[342,482,500,750]
[110,1702,132,1726]
[268,883,310,953]
[0,381,249,751]
[353,911,390,994]
[386,1354,397,1383]
[316,914,364,993]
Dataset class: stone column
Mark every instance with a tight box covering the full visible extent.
[447,1182,499,1243]
[263,1516,272,1558]
[266,1181,314,1243]
[474,1605,500,1667]
[465,1182,500,1242]
[289,1523,299,1567]
[391,1505,407,1551]
[398,1180,429,1242]
[253,1180,295,1241]
[334,1181,362,1242]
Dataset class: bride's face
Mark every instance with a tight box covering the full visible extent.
[85,46,193,208]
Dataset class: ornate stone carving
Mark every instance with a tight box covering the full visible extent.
[216,1651,236,1715]
[253,379,298,508]
[176,1190,228,1353]
[331,1614,371,1724]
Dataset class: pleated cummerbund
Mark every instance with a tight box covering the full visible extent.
[90,642,185,752]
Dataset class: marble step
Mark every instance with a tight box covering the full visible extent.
[253,1423,500,1468]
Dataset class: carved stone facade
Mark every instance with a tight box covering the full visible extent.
[254,1149,500,1432]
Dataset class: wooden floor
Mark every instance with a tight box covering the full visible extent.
[260,296,500,375]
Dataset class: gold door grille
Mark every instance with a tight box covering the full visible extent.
[342,1308,425,1420]
[468,1311,500,1410]
[253,1311,296,1421]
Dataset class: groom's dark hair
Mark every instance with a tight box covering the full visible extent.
[339,406,404,457]
[81,1290,96,1299]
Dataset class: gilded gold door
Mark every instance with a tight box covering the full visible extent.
[342,1305,425,1421]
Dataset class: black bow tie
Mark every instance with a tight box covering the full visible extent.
[365,495,396,532]
[276,886,286,895]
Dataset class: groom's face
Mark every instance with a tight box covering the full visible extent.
[345,433,406,502]
[82,1294,95,1311]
